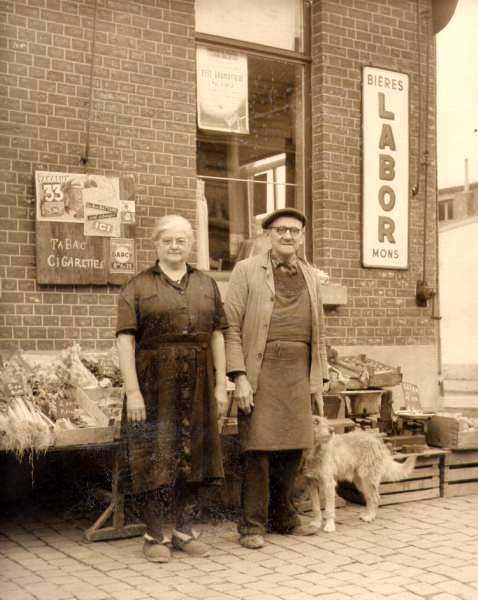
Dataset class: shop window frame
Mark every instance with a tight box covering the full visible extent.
[195,1,313,269]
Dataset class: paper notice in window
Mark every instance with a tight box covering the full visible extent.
[197,47,249,134]
[83,178,121,237]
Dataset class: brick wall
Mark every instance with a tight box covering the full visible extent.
[311,0,438,347]
[0,0,440,353]
[0,0,196,351]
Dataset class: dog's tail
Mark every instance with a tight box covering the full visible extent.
[381,454,417,482]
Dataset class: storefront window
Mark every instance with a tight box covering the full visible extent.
[196,51,306,271]
[195,0,304,52]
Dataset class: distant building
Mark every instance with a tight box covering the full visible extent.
[438,180,478,225]
[438,164,478,406]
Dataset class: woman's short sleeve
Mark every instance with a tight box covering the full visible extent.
[211,278,228,331]
[116,281,137,336]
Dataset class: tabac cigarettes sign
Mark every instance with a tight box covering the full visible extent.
[362,67,409,269]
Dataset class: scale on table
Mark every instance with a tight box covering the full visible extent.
[395,381,435,436]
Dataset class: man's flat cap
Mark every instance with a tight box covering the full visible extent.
[261,207,307,229]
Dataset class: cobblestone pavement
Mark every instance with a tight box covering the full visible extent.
[1,495,478,600]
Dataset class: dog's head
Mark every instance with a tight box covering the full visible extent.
[312,415,334,446]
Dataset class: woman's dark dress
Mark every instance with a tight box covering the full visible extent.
[116,262,227,495]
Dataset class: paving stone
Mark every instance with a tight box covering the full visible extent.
[364,582,407,595]
[24,582,73,600]
[424,595,461,600]
[109,590,148,600]
[0,592,36,600]
[436,580,478,595]
[352,594,389,600]
[2,499,478,600]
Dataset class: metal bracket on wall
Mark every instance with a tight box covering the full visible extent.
[416,279,436,307]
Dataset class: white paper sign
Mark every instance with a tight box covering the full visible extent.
[362,67,409,269]
[197,47,249,134]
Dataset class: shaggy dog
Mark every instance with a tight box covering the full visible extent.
[303,416,416,532]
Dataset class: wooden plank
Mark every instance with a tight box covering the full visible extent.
[380,476,440,494]
[441,481,478,498]
[379,487,440,505]
[442,466,478,482]
[84,523,146,542]
[390,465,438,481]
[36,221,108,284]
[394,450,446,461]
[337,482,440,506]
[444,450,478,466]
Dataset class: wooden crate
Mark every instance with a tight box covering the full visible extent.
[337,452,443,506]
[54,387,117,447]
[427,416,478,450]
[441,449,478,497]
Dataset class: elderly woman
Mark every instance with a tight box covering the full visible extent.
[116,215,228,563]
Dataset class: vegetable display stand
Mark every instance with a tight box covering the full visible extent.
[84,443,145,542]
[49,441,146,542]
[441,449,478,498]
[337,449,446,506]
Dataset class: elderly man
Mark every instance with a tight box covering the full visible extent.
[224,208,328,549]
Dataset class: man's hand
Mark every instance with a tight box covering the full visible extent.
[215,383,229,418]
[233,374,254,415]
[311,391,324,416]
[127,389,146,423]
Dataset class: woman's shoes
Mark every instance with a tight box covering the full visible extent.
[143,530,210,561]
[142,538,171,563]
[172,535,210,557]
[171,529,210,557]
[239,534,265,549]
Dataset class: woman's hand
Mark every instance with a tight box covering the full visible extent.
[127,389,146,423]
[214,383,229,418]
[233,374,254,415]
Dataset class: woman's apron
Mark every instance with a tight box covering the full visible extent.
[121,333,224,495]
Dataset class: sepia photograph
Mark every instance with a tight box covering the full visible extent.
[1,1,478,599]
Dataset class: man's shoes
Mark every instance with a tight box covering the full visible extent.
[239,534,265,549]
[287,522,320,536]
[142,538,171,563]
[172,531,210,557]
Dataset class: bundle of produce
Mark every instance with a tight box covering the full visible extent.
[80,345,123,388]
[97,388,123,422]
[0,354,55,456]
[436,412,478,432]
[26,360,72,421]
[54,408,98,433]
[59,343,99,388]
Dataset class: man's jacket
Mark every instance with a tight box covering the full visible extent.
[224,252,328,396]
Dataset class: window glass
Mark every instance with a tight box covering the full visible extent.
[195,0,304,52]
[438,199,454,222]
[197,52,305,271]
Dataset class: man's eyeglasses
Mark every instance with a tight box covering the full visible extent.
[268,226,303,238]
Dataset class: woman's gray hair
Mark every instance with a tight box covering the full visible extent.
[151,214,194,242]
